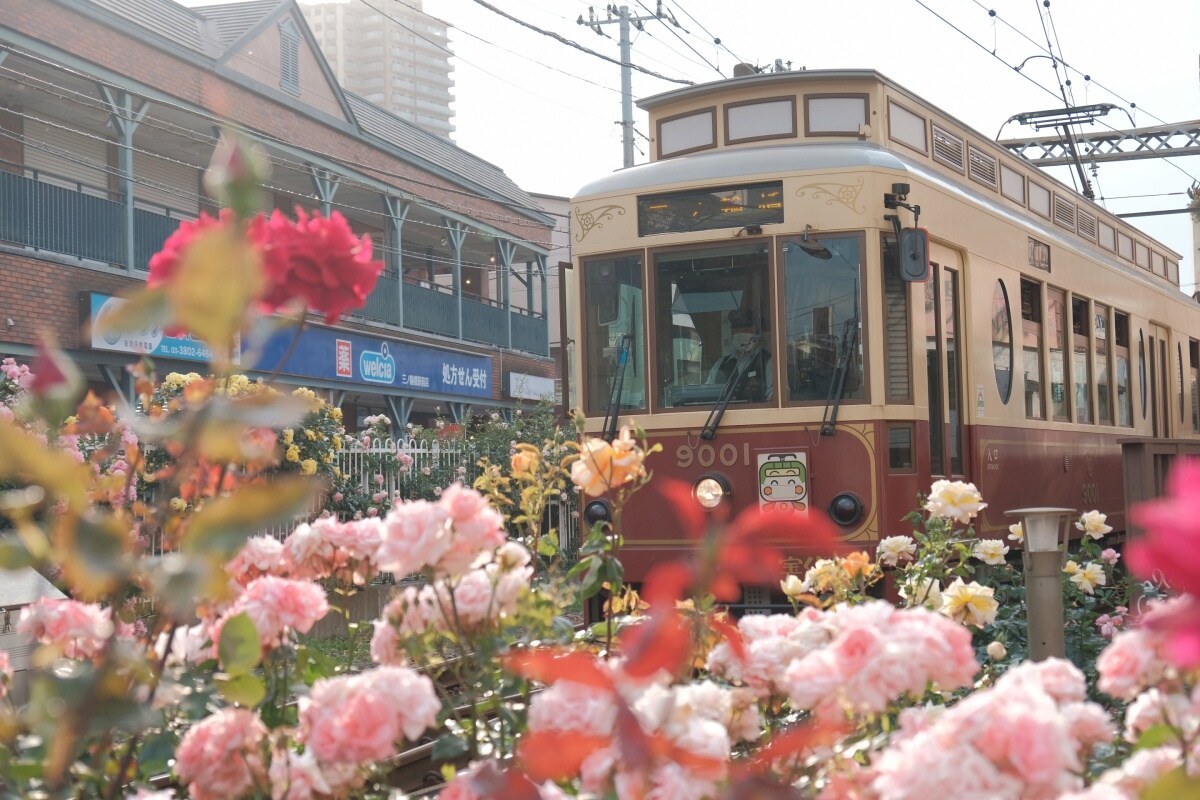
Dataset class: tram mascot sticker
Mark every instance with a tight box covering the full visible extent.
[757,452,808,513]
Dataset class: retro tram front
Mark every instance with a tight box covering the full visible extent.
[567,69,1192,598]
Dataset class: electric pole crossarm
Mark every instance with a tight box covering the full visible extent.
[999,120,1200,166]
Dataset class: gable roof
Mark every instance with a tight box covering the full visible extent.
[63,0,551,224]
[192,0,282,46]
[347,95,545,219]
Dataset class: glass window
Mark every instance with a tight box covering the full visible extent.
[582,254,646,415]
[888,425,914,471]
[1139,329,1147,420]
[882,235,911,402]
[926,277,945,472]
[638,182,783,236]
[1048,287,1069,421]
[1190,340,1199,433]
[1180,343,1186,425]
[1021,280,1043,420]
[1095,303,1111,425]
[1072,296,1092,424]
[943,269,963,474]
[1116,313,1131,426]
[653,245,771,408]
[783,234,864,403]
[992,280,1013,404]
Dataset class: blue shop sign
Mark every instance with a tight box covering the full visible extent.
[254,325,492,399]
[86,293,230,364]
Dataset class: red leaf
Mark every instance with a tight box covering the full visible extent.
[708,612,746,663]
[619,609,692,680]
[652,478,709,540]
[735,721,847,778]
[642,561,694,608]
[466,760,544,800]
[503,648,614,690]
[518,731,611,783]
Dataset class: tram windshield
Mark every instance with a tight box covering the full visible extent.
[582,254,646,414]
[783,234,864,403]
[654,244,772,408]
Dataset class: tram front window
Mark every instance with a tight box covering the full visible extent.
[582,254,646,414]
[783,234,864,403]
[654,245,772,409]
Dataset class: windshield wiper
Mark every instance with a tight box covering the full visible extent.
[602,334,630,443]
[820,314,860,436]
[700,340,763,441]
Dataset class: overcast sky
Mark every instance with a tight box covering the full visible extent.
[410,0,1198,288]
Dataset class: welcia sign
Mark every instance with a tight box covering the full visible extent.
[255,325,492,399]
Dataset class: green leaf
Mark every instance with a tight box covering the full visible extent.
[430,733,470,763]
[536,535,558,557]
[295,645,335,685]
[182,477,314,560]
[216,672,266,708]
[1136,723,1180,750]
[1143,768,1200,800]
[136,730,177,780]
[217,612,261,675]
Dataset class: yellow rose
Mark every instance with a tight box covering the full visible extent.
[322,453,333,463]
[331,407,343,421]
[300,458,318,476]
[282,429,294,444]
[569,426,646,497]
[169,497,187,512]
[286,445,301,462]
[305,429,317,441]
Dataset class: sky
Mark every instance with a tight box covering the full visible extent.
[407,0,1198,290]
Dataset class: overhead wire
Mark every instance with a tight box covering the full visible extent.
[909,0,1200,188]
[632,0,725,78]
[668,1,748,66]
[465,0,694,86]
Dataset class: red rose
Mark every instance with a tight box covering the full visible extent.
[258,207,384,324]
[147,209,246,287]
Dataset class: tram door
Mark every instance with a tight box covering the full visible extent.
[925,261,965,478]
[1147,323,1172,437]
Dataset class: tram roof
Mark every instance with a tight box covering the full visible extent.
[573,141,907,198]
[637,68,891,111]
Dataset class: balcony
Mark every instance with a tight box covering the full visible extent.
[0,166,549,357]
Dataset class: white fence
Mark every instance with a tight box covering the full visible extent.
[252,437,580,558]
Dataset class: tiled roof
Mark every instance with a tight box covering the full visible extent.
[192,0,284,47]
[347,95,546,217]
[84,0,224,57]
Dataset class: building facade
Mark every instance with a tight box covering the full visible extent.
[299,0,455,140]
[0,0,555,431]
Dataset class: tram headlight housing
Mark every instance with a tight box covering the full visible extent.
[693,473,732,510]
[582,498,613,531]
[828,492,864,527]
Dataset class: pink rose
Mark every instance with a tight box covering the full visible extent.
[175,708,267,800]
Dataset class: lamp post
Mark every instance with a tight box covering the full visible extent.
[1005,507,1074,661]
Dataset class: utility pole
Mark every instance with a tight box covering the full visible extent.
[579,4,667,168]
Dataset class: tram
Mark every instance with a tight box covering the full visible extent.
[566,68,1192,596]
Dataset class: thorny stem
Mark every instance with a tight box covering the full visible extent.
[105,622,180,800]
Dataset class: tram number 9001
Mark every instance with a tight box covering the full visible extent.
[676,443,752,469]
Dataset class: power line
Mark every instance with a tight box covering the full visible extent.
[466,0,693,86]
[632,0,724,78]
[669,1,748,66]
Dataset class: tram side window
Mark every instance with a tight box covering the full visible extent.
[1190,340,1199,433]
[1048,287,1069,421]
[1115,312,1132,426]
[1094,303,1112,425]
[1020,279,1044,420]
[582,255,646,415]
[1071,296,1093,424]
[882,235,912,402]
[783,234,864,403]
[653,244,772,408]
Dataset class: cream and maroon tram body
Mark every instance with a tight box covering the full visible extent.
[567,69,1192,584]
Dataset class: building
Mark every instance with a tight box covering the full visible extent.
[299,0,455,140]
[0,0,555,431]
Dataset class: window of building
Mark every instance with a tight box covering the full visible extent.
[279,19,301,96]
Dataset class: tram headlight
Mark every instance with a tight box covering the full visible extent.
[693,473,732,510]
[582,498,613,531]
[828,492,864,527]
